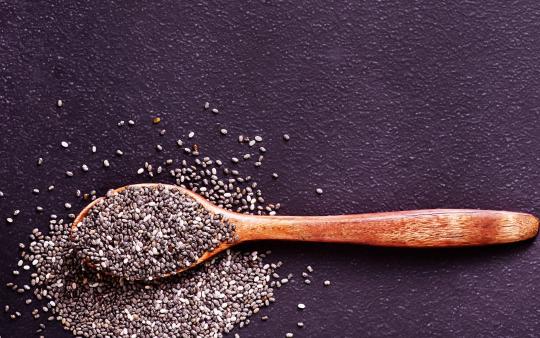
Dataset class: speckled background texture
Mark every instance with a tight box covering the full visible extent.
[1,1,540,337]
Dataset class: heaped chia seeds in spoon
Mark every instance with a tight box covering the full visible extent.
[74,185,236,280]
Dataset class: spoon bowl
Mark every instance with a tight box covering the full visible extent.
[72,183,539,280]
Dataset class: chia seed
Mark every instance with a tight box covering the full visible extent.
[75,185,236,280]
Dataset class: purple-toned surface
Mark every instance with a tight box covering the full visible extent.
[1,1,540,337]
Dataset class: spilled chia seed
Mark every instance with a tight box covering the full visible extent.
[2,108,327,338]
[3,111,293,337]
[74,185,236,280]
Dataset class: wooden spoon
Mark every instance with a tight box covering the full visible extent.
[72,183,539,279]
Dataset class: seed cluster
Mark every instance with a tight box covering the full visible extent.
[75,185,236,280]
[3,110,326,337]
[24,221,276,337]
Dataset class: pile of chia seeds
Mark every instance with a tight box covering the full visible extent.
[75,185,236,280]
[26,221,275,337]
[3,108,326,337]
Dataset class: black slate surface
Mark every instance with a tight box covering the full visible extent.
[1,1,540,337]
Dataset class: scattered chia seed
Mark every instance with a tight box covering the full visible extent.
[61,141,69,148]
[116,149,123,156]
[103,159,110,168]
[6,217,13,224]
[211,108,219,114]
[128,120,135,126]
[254,135,263,142]
[306,265,314,273]
[91,145,97,153]
[137,168,144,175]
[37,157,43,166]
[156,144,163,151]
[56,99,63,107]
[64,203,72,209]
[231,157,239,163]
[286,333,294,337]
[48,185,55,191]
[272,173,279,179]
[13,210,20,216]
[81,164,89,172]
[65,171,74,177]
[32,188,40,194]
[220,128,228,135]
[297,303,305,310]
[118,120,125,127]
[324,280,331,286]
[204,102,210,109]
[188,131,195,139]
[316,188,323,195]
[283,134,290,141]
[6,110,289,337]
[297,322,304,328]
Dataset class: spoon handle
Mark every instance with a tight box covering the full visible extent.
[235,209,539,247]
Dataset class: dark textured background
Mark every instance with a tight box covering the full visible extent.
[1,1,540,337]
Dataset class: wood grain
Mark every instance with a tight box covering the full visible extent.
[230,209,539,247]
